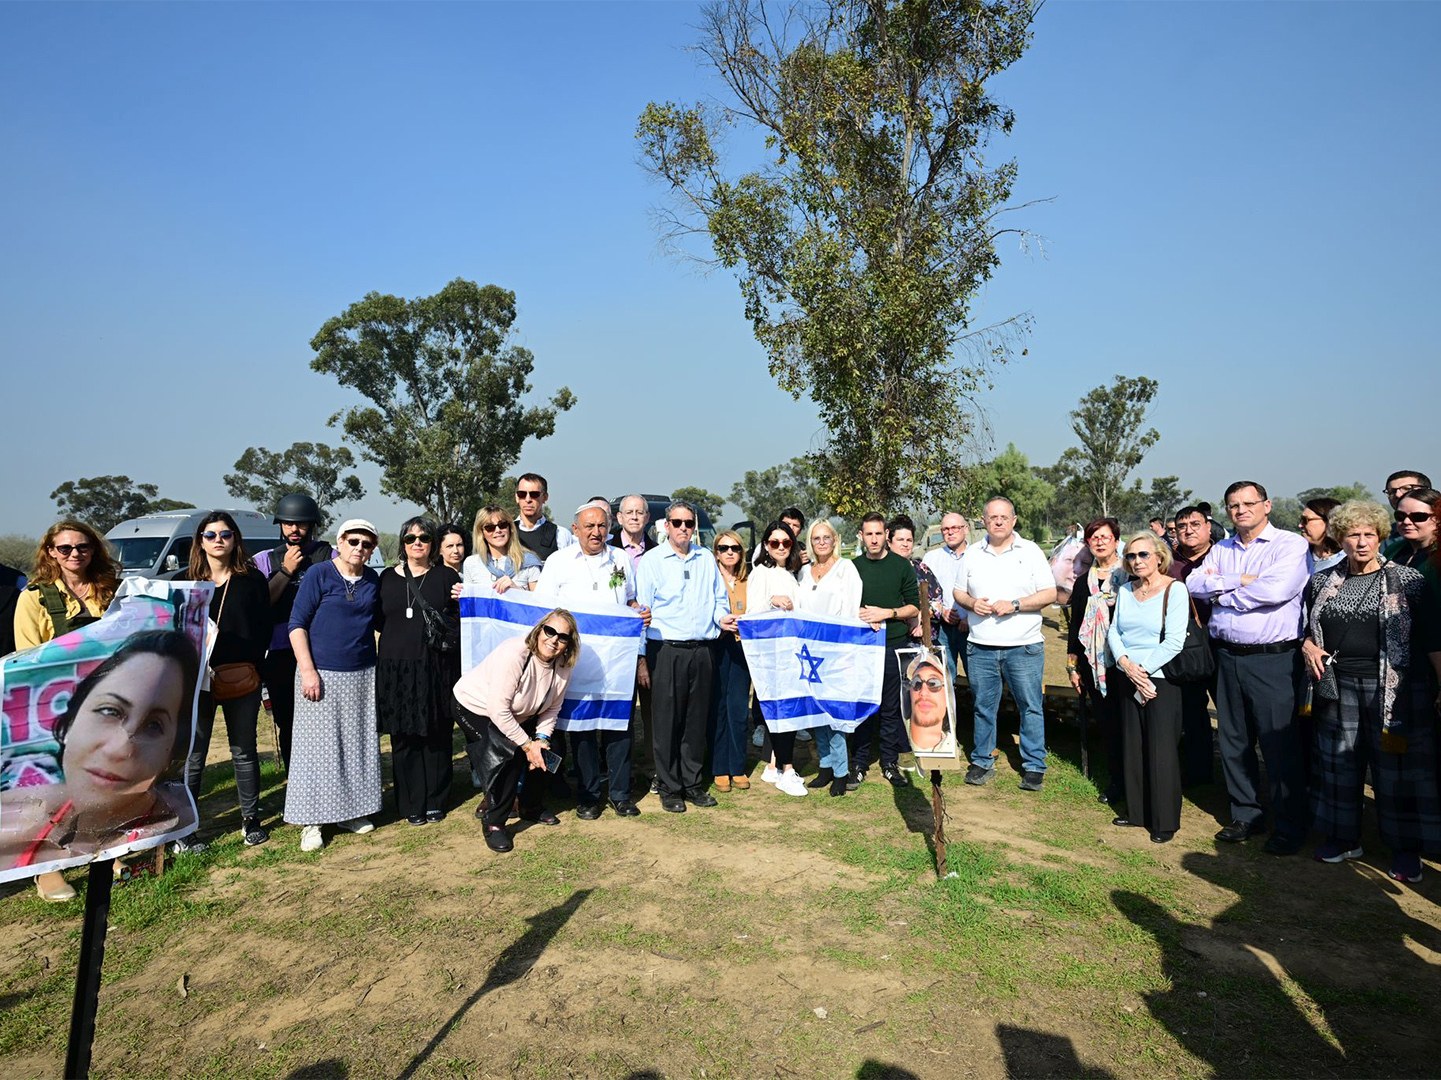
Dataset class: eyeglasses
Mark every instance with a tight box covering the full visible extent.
[202,530,235,541]
[402,533,432,545]
[909,677,945,693]
[941,526,965,533]
[52,543,93,557]
[481,522,510,533]
[1395,511,1432,524]
[715,543,742,553]
[1227,500,1264,512]
[1176,520,1206,530]
[767,538,793,550]
[1124,551,1154,562]
[538,623,572,645]
[515,489,543,501]
[668,518,696,529]
[1387,484,1422,498]
[344,537,376,551]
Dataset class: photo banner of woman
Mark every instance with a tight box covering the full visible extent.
[0,579,211,883]
[459,586,644,730]
[737,609,884,734]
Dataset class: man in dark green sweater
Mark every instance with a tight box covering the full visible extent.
[851,512,920,788]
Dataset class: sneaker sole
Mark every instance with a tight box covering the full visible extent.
[1316,848,1363,864]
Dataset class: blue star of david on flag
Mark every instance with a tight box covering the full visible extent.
[796,643,824,684]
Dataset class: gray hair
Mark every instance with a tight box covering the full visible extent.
[664,499,696,521]
[1328,500,1394,545]
[619,493,649,516]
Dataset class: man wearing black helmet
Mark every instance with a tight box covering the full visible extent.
[252,493,334,767]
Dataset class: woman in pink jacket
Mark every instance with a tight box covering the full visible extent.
[453,609,579,852]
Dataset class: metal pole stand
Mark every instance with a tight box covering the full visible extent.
[930,769,949,879]
[65,858,116,1079]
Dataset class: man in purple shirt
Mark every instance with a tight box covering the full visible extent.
[1188,481,1310,854]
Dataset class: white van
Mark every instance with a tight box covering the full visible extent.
[106,509,284,579]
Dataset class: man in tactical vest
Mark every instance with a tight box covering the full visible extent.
[513,472,576,562]
[252,493,334,767]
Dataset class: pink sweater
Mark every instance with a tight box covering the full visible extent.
[452,636,571,747]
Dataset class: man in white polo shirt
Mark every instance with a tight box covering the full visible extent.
[954,497,1057,790]
[921,511,971,683]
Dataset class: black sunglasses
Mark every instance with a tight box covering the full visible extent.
[344,537,376,550]
[402,533,432,545]
[668,518,696,529]
[202,530,235,541]
[1395,511,1432,524]
[52,543,93,557]
[1124,551,1154,561]
[538,623,572,645]
[909,677,945,693]
[515,489,543,500]
[715,543,742,553]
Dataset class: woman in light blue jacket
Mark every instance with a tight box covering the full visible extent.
[1106,532,1189,843]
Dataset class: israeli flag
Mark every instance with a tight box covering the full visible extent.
[737,610,884,733]
[459,587,644,733]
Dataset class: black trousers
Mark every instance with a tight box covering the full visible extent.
[849,640,907,773]
[481,745,546,828]
[571,728,633,804]
[1214,646,1306,841]
[1179,679,1216,786]
[261,649,297,767]
[646,640,713,797]
[1079,664,1125,798]
[771,730,797,769]
[1121,678,1183,834]
[391,729,454,818]
[186,688,263,823]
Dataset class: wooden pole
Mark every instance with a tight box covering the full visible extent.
[931,770,948,878]
[65,858,116,1079]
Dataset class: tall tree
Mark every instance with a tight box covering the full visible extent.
[310,279,575,524]
[638,0,1036,517]
[49,475,193,533]
[729,456,829,525]
[1297,482,1375,504]
[670,486,727,521]
[943,443,1052,540]
[1054,375,1161,519]
[223,442,366,532]
[1146,476,1193,520]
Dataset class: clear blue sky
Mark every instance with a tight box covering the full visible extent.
[2,1,1436,537]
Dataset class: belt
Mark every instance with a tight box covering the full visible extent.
[655,639,711,649]
[1213,638,1300,656]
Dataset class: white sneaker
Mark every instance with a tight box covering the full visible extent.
[761,765,779,785]
[299,825,324,852]
[776,770,809,797]
[751,727,765,748]
[338,817,374,834]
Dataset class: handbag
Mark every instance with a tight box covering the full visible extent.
[1159,582,1215,684]
[208,579,261,701]
[405,563,460,654]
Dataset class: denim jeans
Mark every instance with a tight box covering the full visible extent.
[187,688,263,822]
[939,619,968,681]
[813,726,850,775]
[709,636,751,777]
[967,641,1047,774]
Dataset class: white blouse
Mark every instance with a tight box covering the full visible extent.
[795,558,862,619]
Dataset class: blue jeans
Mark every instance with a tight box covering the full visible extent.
[709,636,751,777]
[939,619,967,681]
[967,641,1047,774]
[813,726,850,775]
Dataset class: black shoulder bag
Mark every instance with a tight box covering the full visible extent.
[1159,582,1215,683]
[404,564,460,654]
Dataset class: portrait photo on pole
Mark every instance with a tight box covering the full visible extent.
[896,646,962,765]
[0,581,211,883]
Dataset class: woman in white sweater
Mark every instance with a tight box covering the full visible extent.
[453,609,578,852]
[796,520,862,796]
[745,521,808,797]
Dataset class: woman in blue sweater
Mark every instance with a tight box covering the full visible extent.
[1106,532,1189,843]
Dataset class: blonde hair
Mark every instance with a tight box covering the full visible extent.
[525,608,580,669]
[807,519,840,564]
[1123,531,1172,575]
[713,530,749,583]
[472,505,525,569]
[1327,501,1393,546]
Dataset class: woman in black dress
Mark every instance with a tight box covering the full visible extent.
[375,516,462,825]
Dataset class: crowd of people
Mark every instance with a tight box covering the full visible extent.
[5,466,1439,890]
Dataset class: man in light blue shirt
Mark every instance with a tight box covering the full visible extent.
[635,500,736,812]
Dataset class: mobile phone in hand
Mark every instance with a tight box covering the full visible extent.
[541,749,563,773]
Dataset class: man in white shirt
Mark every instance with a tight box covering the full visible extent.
[536,503,649,819]
[921,511,970,682]
[954,497,1057,791]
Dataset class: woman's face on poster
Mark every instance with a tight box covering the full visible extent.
[63,653,182,807]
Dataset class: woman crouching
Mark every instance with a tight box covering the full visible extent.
[453,610,580,853]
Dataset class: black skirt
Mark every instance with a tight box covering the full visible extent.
[375,655,454,738]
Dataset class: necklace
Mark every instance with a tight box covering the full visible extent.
[336,563,362,602]
[811,558,834,584]
[1133,577,1163,601]
[584,549,615,592]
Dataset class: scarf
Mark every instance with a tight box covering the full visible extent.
[1305,557,1417,733]
[1077,563,1125,695]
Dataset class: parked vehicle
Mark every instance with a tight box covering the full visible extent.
[607,494,717,550]
[107,509,283,580]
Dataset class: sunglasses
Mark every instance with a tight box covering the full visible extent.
[909,677,945,693]
[403,533,432,545]
[1124,551,1154,561]
[715,543,742,553]
[515,489,543,501]
[668,518,696,529]
[52,543,93,557]
[538,623,572,645]
[1395,511,1432,524]
[767,538,793,550]
[481,522,510,533]
[344,537,376,551]
[202,530,235,541]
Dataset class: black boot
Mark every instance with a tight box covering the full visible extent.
[808,768,834,789]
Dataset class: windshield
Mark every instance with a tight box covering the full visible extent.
[109,537,169,570]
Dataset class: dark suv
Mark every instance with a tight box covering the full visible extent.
[608,494,717,550]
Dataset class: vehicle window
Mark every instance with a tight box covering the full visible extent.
[167,538,192,569]
[110,537,168,571]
